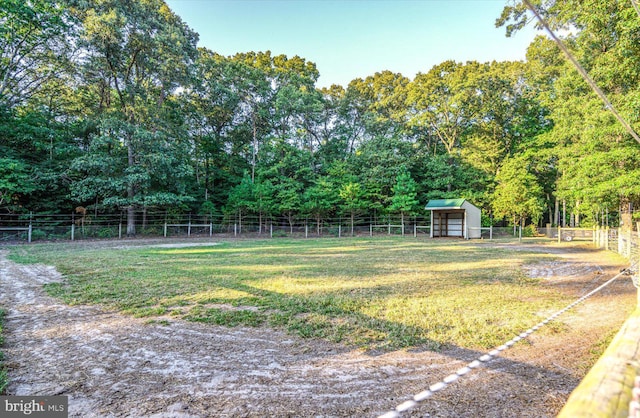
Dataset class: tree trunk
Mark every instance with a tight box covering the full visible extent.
[126,138,136,236]
[127,206,136,236]
[620,196,633,234]
[351,212,355,236]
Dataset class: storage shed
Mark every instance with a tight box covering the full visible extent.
[426,199,482,239]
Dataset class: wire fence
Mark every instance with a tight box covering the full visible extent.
[0,212,528,243]
[0,212,438,242]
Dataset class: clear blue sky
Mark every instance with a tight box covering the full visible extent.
[165,0,538,88]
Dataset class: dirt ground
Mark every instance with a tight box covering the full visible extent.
[0,240,636,417]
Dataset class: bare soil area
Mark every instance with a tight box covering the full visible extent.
[0,241,636,417]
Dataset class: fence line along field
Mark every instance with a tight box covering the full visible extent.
[1,237,636,417]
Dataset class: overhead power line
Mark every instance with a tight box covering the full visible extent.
[522,0,640,145]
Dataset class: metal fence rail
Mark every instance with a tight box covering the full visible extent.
[0,212,439,242]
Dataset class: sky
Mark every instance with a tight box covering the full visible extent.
[164,0,540,88]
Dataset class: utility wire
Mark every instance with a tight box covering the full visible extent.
[377,267,630,417]
[523,0,640,145]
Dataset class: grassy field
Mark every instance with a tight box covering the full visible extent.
[8,237,570,351]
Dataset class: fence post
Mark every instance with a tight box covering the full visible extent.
[188,219,192,237]
[234,223,237,237]
[370,224,372,237]
[28,222,32,243]
[164,222,167,238]
[558,227,562,243]
[490,225,493,240]
[618,228,623,255]
[414,224,417,238]
[388,222,391,235]
[402,223,405,236]
[71,214,75,241]
[338,224,342,238]
[209,222,213,237]
[270,223,273,238]
[119,222,122,239]
[519,225,522,242]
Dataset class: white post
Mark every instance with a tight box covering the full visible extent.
[234,223,237,237]
[519,225,522,242]
[414,223,417,238]
[338,224,342,238]
[618,228,623,255]
[188,220,191,237]
[119,222,122,239]
[209,222,213,237]
[429,210,433,238]
[370,224,372,237]
[464,211,468,239]
[164,222,167,238]
[490,225,493,240]
[28,222,32,243]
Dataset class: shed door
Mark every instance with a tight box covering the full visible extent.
[446,213,463,237]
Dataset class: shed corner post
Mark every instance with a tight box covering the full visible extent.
[464,210,468,240]
[429,210,433,238]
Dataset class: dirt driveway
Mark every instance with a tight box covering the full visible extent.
[0,241,636,417]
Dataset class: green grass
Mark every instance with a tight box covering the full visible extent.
[9,237,569,351]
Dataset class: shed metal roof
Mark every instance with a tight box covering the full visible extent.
[425,198,466,210]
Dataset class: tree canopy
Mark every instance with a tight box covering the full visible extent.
[2,0,638,232]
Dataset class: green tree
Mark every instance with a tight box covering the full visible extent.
[303,177,339,235]
[274,177,303,234]
[339,182,367,236]
[0,157,35,210]
[69,0,198,235]
[0,0,74,109]
[499,0,640,228]
[389,165,419,226]
[492,156,544,227]
[227,173,254,233]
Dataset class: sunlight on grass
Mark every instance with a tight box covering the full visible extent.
[9,237,573,351]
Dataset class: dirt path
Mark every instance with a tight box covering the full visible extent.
[0,242,636,417]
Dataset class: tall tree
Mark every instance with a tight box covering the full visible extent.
[492,155,545,227]
[0,0,74,109]
[68,0,198,235]
[500,0,640,227]
[389,165,419,226]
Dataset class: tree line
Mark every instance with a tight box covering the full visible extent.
[2,0,640,235]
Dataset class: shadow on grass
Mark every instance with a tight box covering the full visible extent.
[183,278,584,394]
